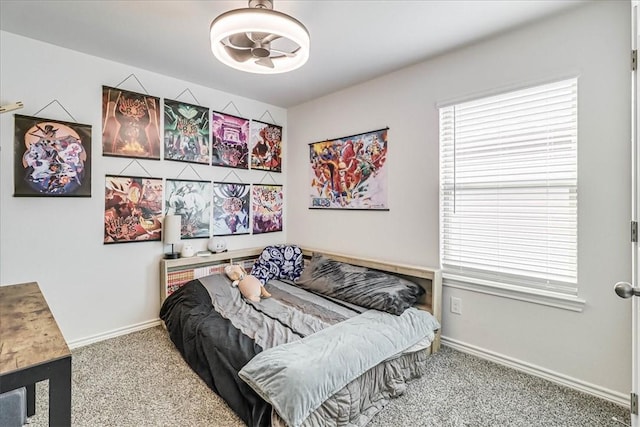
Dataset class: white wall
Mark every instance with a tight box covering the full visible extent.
[287,1,631,399]
[0,32,287,345]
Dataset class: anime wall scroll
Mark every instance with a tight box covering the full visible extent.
[102,86,161,160]
[309,128,389,210]
[104,175,163,243]
[14,114,91,197]
[211,112,249,169]
[163,99,210,164]
[212,182,250,236]
[250,120,282,172]
[252,184,283,234]
[165,179,212,239]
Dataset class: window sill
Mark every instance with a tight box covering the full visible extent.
[443,273,586,312]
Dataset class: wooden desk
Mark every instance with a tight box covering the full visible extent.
[0,282,71,426]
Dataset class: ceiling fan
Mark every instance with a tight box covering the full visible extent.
[224,31,293,70]
[210,0,310,74]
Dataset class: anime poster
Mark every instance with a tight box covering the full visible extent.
[14,115,91,197]
[165,179,212,239]
[211,111,249,169]
[164,99,210,164]
[250,120,282,172]
[309,128,389,210]
[252,184,283,234]
[102,86,161,159]
[212,182,250,236]
[104,175,163,243]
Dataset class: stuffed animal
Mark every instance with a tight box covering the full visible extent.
[224,264,271,302]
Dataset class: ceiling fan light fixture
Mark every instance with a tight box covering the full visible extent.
[210,1,310,74]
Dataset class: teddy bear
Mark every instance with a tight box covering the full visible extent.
[224,264,271,302]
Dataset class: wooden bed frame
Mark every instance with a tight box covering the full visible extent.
[160,246,442,351]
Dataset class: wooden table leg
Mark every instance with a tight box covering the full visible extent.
[48,356,71,426]
[26,383,36,416]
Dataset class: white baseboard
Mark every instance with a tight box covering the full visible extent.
[441,336,629,409]
[67,318,162,350]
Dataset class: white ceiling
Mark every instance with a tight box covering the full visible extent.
[0,0,588,108]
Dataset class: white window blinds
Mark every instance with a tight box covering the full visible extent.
[439,78,578,296]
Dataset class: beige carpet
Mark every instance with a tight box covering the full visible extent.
[30,326,244,427]
[28,326,629,426]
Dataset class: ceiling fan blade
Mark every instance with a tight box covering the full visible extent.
[255,57,275,69]
[270,48,296,58]
[261,33,281,43]
[249,32,271,42]
[228,33,254,48]
[224,45,254,63]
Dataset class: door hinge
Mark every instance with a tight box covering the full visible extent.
[632,221,638,243]
[633,49,638,71]
[632,392,638,415]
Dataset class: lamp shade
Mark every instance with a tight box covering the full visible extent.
[163,215,182,245]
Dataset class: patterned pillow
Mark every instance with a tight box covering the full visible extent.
[296,253,425,315]
[251,245,304,285]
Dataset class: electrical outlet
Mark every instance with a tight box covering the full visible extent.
[450,296,462,315]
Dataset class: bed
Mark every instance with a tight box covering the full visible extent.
[159,245,442,427]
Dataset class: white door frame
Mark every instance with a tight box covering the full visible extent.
[632,1,639,426]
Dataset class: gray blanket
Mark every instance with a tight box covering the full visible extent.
[238,307,440,427]
[195,274,440,426]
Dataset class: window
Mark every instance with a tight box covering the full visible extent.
[439,78,581,309]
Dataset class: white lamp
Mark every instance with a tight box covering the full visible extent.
[163,215,182,259]
[210,0,310,74]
